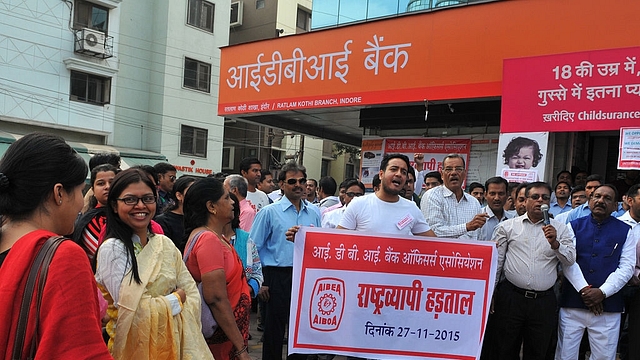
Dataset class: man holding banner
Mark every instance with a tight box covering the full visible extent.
[337,153,435,237]
[493,182,576,360]
[250,161,321,360]
[421,153,487,240]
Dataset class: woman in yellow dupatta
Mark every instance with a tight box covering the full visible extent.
[95,169,212,360]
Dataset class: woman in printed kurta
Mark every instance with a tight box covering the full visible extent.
[95,169,212,360]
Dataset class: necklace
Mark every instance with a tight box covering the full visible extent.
[204,225,232,248]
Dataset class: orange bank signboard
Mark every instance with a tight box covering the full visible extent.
[501,47,640,133]
[217,12,504,116]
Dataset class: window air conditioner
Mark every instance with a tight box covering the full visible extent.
[230,1,243,27]
[81,28,105,54]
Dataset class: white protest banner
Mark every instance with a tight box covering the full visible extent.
[619,127,640,169]
[289,227,497,360]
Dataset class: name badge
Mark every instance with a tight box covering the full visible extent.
[396,214,414,230]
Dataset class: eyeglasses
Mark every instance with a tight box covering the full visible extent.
[117,195,157,206]
[443,167,465,173]
[528,194,551,201]
[346,192,364,198]
[286,178,307,185]
[169,175,176,181]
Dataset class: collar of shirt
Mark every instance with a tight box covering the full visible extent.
[550,201,571,209]
[522,213,545,225]
[618,211,639,227]
[278,195,310,213]
[442,185,470,202]
[483,205,510,221]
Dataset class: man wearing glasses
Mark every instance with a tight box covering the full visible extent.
[493,182,576,359]
[421,153,488,240]
[250,161,321,360]
[153,162,176,214]
[321,178,365,229]
[555,185,636,360]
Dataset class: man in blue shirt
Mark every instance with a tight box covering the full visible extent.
[550,181,572,217]
[250,161,321,360]
[561,174,603,223]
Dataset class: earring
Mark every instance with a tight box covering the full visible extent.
[213,210,217,215]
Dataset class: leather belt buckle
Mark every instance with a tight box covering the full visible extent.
[524,290,538,299]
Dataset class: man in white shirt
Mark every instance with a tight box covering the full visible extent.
[620,184,640,359]
[321,179,365,229]
[493,182,576,359]
[240,157,270,211]
[338,153,435,237]
[420,153,487,239]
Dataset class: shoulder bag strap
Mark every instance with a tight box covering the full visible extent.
[12,236,66,360]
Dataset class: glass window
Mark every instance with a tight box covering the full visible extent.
[183,58,211,92]
[74,0,109,33]
[311,0,338,28]
[337,0,367,25]
[296,8,311,31]
[70,70,111,105]
[187,0,215,32]
[256,0,265,9]
[180,125,208,157]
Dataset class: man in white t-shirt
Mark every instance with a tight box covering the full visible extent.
[337,153,435,237]
[322,179,365,229]
[239,157,270,211]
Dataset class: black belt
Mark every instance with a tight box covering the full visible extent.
[505,281,554,299]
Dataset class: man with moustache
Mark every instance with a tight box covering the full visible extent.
[478,176,512,241]
[421,153,487,240]
[250,161,320,360]
[561,174,604,223]
[513,182,529,216]
[477,176,512,360]
[555,185,635,360]
[337,153,435,236]
[493,182,576,359]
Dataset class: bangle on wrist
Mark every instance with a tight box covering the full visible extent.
[233,345,248,357]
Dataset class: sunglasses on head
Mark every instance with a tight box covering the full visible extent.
[286,177,307,185]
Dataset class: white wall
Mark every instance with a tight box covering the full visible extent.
[0,0,119,138]
[115,0,230,172]
[276,0,312,35]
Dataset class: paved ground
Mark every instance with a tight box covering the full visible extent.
[246,310,347,360]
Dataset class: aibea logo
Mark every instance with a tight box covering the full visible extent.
[310,277,345,331]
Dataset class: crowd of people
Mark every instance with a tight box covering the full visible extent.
[1,132,639,360]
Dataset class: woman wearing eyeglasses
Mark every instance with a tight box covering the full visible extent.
[183,177,251,360]
[95,169,212,360]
